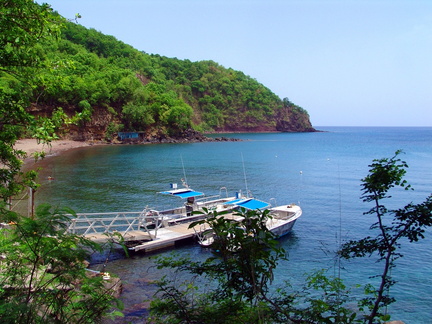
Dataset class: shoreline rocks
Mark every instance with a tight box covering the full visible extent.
[117,129,243,144]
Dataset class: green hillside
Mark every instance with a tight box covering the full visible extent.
[4,12,315,142]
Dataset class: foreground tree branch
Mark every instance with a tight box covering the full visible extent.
[339,150,432,323]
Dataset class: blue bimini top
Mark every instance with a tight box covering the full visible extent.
[159,189,204,199]
[225,198,270,210]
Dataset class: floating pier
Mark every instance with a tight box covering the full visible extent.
[126,222,200,253]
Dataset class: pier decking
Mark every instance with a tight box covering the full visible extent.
[127,222,200,252]
[66,209,242,253]
[82,224,200,253]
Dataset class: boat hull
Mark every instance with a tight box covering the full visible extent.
[267,204,302,238]
[197,204,302,248]
[270,219,297,238]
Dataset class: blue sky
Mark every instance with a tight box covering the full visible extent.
[45,0,432,127]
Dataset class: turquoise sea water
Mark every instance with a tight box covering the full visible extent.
[33,127,432,323]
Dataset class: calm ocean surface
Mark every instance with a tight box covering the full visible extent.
[33,127,432,323]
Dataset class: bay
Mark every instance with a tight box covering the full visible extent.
[32,127,432,323]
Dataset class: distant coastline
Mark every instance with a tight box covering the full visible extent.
[15,135,239,165]
[15,128,325,164]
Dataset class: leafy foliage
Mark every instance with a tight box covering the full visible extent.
[1,2,123,322]
[0,0,67,213]
[269,270,357,324]
[190,208,286,301]
[0,204,122,323]
[339,151,432,323]
[0,0,61,71]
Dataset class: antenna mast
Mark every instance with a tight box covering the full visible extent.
[241,153,249,197]
[180,155,189,188]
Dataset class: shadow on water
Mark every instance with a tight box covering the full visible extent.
[97,230,303,323]
[277,230,300,249]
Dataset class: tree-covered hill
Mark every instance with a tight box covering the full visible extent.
[5,11,315,142]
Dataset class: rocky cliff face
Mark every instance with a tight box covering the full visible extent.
[29,103,315,142]
[275,107,316,132]
[68,106,115,141]
[28,104,115,141]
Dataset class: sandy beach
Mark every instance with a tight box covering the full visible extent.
[14,139,99,161]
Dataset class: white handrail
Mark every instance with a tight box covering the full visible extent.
[65,209,164,239]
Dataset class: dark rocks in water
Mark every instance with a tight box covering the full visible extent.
[119,129,241,144]
[212,136,241,142]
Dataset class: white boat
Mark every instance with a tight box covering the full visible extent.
[223,198,302,238]
[197,198,302,248]
[266,204,302,237]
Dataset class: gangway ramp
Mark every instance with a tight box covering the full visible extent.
[65,209,208,253]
